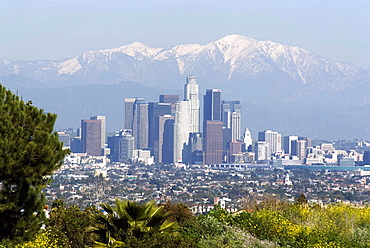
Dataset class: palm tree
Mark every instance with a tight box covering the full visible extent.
[90,199,178,247]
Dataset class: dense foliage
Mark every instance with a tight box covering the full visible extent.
[4,197,370,248]
[47,201,98,248]
[0,85,68,245]
[208,199,370,248]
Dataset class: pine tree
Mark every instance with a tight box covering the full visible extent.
[0,85,68,244]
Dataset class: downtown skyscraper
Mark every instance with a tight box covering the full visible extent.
[124,98,136,130]
[173,76,201,164]
[81,118,103,156]
[203,120,223,164]
[132,98,149,149]
[221,100,241,142]
[204,89,221,121]
[173,100,191,164]
[184,75,200,133]
[203,89,223,164]
[258,130,282,158]
[148,102,172,162]
[90,115,106,151]
[108,129,135,163]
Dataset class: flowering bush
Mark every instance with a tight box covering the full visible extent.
[15,232,59,248]
[229,202,370,247]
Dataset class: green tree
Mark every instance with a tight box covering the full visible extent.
[160,201,194,225]
[0,85,68,244]
[47,201,98,248]
[91,199,178,247]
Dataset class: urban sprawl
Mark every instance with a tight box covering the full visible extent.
[52,75,370,210]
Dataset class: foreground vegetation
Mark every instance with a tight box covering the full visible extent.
[0,85,67,245]
[1,85,370,247]
[1,196,368,248]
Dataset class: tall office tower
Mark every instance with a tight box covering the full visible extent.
[283,135,298,154]
[132,98,149,149]
[184,75,200,133]
[108,129,135,163]
[255,141,268,161]
[258,130,282,158]
[231,112,241,141]
[157,115,174,164]
[293,139,307,160]
[148,102,172,157]
[90,116,106,150]
[243,128,253,151]
[124,98,136,129]
[173,101,191,164]
[81,119,102,156]
[221,100,241,141]
[204,89,221,121]
[159,95,179,113]
[203,120,223,164]
[162,117,175,164]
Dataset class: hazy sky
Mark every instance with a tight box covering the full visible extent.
[1,0,369,67]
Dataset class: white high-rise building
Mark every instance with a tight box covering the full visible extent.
[184,75,200,133]
[258,130,282,158]
[231,111,241,141]
[255,141,268,161]
[173,101,191,164]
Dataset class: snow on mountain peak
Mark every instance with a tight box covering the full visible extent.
[108,42,162,58]
[154,44,201,60]
[197,34,259,63]
[216,34,257,45]
[58,57,82,76]
[6,34,365,90]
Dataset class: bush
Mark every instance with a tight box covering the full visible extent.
[14,232,60,248]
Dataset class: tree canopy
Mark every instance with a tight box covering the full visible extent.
[0,85,68,244]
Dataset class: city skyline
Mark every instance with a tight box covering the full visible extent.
[61,74,369,167]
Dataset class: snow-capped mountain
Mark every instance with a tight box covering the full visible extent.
[1,34,369,106]
[1,34,369,139]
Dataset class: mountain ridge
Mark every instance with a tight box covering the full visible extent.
[1,35,369,139]
[1,34,367,90]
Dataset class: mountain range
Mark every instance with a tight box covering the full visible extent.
[1,34,369,140]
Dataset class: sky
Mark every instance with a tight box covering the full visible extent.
[1,0,369,68]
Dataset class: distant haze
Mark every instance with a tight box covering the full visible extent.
[1,1,369,68]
